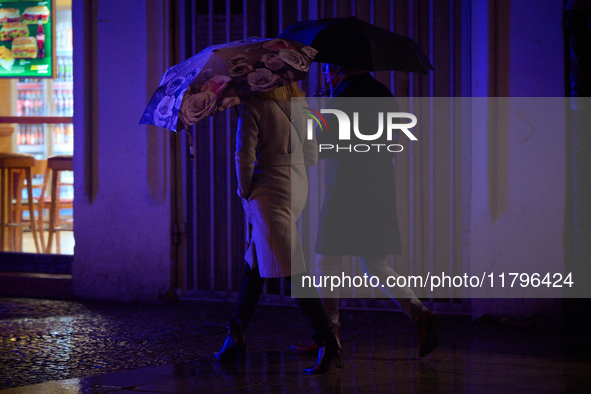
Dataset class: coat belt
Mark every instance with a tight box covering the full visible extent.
[256,154,304,167]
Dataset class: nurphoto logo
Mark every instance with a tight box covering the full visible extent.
[304,107,418,153]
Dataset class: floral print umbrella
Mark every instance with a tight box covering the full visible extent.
[140,37,317,132]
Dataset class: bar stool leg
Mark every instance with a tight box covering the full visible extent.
[0,168,5,251]
[46,168,58,253]
[37,180,47,253]
[25,168,40,253]
[14,170,24,251]
[7,168,14,251]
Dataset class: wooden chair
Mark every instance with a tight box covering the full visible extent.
[44,155,73,254]
[0,153,40,252]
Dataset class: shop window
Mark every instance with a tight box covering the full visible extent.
[0,0,73,255]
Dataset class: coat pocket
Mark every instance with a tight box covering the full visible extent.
[241,197,252,222]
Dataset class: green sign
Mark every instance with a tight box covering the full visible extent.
[0,0,53,78]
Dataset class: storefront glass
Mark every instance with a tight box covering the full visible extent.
[0,0,73,255]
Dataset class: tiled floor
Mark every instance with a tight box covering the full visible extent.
[21,230,74,255]
[1,298,590,393]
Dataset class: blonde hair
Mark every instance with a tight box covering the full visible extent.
[259,82,306,101]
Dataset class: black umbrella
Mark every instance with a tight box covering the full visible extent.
[279,17,433,74]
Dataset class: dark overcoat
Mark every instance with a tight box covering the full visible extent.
[315,72,402,256]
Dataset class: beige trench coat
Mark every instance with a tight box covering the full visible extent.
[235,96,317,278]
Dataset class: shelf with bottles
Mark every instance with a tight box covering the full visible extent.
[15,84,73,118]
[55,21,73,53]
[15,88,46,117]
[54,20,73,83]
[56,49,73,57]
[52,124,74,154]
[16,81,44,90]
[16,124,47,156]
[15,123,73,157]
[54,56,73,83]
[52,87,74,117]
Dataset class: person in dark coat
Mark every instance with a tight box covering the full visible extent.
[292,64,440,358]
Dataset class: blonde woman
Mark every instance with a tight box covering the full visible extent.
[215,82,342,374]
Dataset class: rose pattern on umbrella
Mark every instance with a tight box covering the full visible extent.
[260,53,284,71]
[219,96,241,111]
[166,76,186,96]
[142,37,318,131]
[262,39,293,51]
[160,62,191,85]
[175,93,184,111]
[179,90,218,125]
[230,54,248,65]
[185,68,198,80]
[244,45,267,53]
[229,63,254,77]
[201,75,232,96]
[301,46,317,60]
[278,49,311,72]
[153,95,176,128]
[199,68,215,81]
[247,68,282,92]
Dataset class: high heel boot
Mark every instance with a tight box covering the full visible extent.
[214,323,245,362]
[305,332,344,374]
[416,311,441,358]
[292,329,339,354]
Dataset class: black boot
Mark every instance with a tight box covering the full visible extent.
[215,263,264,362]
[416,311,441,358]
[214,323,245,362]
[305,332,344,374]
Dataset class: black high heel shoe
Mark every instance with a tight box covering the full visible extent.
[305,333,344,374]
[214,324,245,362]
[292,329,340,354]
[417,311,441,358]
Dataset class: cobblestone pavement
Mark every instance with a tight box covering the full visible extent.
[1,297,589,390]
[0,298,247,389]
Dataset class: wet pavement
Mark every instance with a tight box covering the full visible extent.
[1,297,590,393]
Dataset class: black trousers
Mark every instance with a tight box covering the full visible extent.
[231,262,332,346]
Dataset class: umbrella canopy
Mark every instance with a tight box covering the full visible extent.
[279,17,433,73]
[140,37,318,131]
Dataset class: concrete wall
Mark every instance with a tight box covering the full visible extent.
[470,0,565,319]
[71,0,173,301]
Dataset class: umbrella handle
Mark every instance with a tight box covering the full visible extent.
[185,129,195,160]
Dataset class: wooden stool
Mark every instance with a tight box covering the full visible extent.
[12,159,47,252]
[0,153,40,252]
[45,155,73,254]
